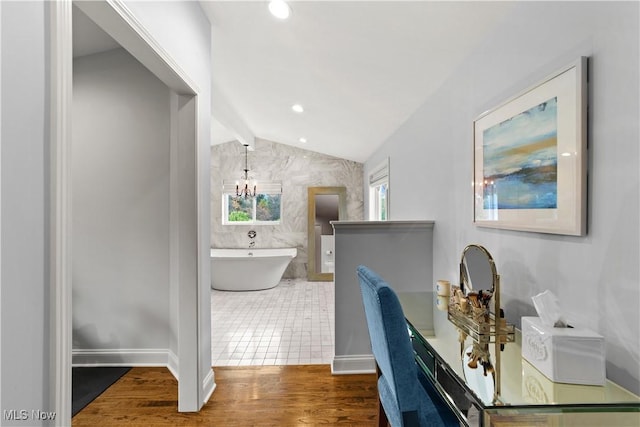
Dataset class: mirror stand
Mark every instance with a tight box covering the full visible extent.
[448,244,515,403]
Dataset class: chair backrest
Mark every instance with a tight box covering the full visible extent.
[357,265,422,417]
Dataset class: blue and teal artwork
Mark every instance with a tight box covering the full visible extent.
[483,97,558,210]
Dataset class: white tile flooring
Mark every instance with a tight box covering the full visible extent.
[211,279,334,366]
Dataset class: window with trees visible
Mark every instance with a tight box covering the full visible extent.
[223,182,282,225]
[369,158,389,221]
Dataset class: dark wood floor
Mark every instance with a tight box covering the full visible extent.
[72,365,379,426]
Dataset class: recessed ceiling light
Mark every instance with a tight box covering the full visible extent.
[291,104,304,113]
[268,0,291,20]
[299,138,307,143]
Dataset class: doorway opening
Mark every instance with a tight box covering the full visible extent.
[51,1,206,422]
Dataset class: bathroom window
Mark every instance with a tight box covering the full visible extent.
[372,183,388,220]
[369,158,389,221]
[222,181,282,225]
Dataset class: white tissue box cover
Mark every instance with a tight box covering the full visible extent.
[521,316,605,386]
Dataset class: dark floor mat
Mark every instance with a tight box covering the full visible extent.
[72,366,131,416]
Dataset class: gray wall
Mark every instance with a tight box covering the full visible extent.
[211,139,364,278]
[1,1,50,419]
[332,221,434,373]
[363,1,639,394]
[72,48,171,355]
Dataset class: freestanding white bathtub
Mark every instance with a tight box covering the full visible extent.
[210,248,297,291]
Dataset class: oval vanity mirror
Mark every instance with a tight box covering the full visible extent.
[455,244,504,404]
[460,244,497,296]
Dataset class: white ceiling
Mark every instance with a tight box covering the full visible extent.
[72,1,515,163]
[202,1,514,162]
[72,5,120,58]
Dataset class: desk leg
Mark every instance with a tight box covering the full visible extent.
[376,365,389,427]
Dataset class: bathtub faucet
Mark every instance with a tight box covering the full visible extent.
[248,230,257,248]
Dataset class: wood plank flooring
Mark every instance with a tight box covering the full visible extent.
[72,365,379,426]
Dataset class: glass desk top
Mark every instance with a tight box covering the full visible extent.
[397,291,640,426]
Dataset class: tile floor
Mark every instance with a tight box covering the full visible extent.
[211,279,334,366]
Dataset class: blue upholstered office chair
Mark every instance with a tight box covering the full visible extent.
[357,265,459,427]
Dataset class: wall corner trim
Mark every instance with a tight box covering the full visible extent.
[50,1,74,425]
[202,369,216,405]
[75,0,199,95]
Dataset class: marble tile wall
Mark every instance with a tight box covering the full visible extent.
[210,139,364,279]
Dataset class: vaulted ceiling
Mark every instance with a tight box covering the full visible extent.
[202,1,514,162]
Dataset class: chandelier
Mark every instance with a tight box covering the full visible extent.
[236,144,256,198]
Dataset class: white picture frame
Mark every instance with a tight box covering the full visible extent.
[473,57,588,236]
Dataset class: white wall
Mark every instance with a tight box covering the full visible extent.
[0,1,51,422]
[364,1,639,394]
[72,48,171,357]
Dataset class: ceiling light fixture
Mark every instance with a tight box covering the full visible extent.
[291,104,304,113]
[268,0,291,20]
[299,137,307,143]
[236,144,256,199]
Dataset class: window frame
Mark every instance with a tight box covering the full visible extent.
[222,181,283,225]
[368,158,390,221]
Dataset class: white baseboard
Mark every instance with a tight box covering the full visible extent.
[331,354,376,375]
[167,349,179,380]
[72,348,178,373]
[73,348,220,406]
[202,368,216,406]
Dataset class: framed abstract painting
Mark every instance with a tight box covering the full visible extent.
[473,57,588,236]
